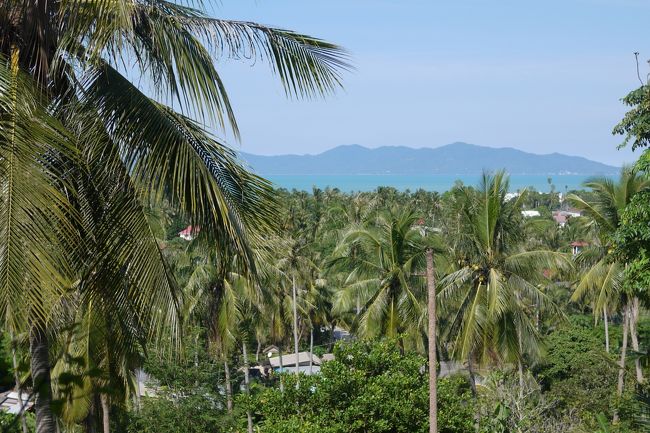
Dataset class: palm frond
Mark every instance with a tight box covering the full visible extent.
[0,53,79,331]
[80,63,276,271]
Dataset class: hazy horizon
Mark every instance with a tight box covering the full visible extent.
[209,0,650,167]
[238,142,620,165]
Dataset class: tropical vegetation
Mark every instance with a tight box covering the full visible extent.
[2,2,650,433]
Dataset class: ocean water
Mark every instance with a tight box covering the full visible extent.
[266,174,602,193]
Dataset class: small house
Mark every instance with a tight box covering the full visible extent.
[571,241,589,256]
[268,352,322,374]
[178,225,199,241]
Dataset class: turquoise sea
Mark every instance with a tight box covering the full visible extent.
[266,174,603,193]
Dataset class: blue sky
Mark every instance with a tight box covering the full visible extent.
[210,0,650,166]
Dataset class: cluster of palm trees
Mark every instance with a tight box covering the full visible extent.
[161,168,650,432]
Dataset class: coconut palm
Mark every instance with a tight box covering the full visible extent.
[330,209,428,348]
[0,2,348,430]
[568,168,650,395]
[276,237,319,381]
[439,172,569,396]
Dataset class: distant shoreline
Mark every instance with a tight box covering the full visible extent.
[266,174,606,193]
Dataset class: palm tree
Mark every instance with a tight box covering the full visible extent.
[0,2,348,430]
[439,172,569,397]
[331,209,428,348]
[276,237,318,382]
[568,169,650,396]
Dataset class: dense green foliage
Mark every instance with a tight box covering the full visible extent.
[536,316,621,425]
[249,340,474,433]
[2,2,650,431]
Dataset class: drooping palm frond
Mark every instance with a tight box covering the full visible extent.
[0,53,79,331]
[59,0,350,134]
[79,63,276,270]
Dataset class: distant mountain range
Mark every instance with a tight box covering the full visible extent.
[239,143,618,176]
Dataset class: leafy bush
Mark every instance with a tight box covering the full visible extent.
[0,411,35,433]
[251,340,474,433]
[127,392,236,433]
[534,316,628,428]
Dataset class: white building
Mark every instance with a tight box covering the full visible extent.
[521,210,541,218]
[268,352,322,374]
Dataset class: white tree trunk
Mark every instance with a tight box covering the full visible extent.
[604,305,610,353]
[292,274,300,383]
[242,343,253,433]
[309,328,314,375]
[100,393,110,433]
[614,303,630,423]
[278,347,284,393]
[224,360,233,413]
[630,296,644,383]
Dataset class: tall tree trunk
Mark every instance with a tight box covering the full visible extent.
[604,305,610,353]
[224,360,233,413]
[309,328,314,375]
[515,293,525,401]
[30,325,56,433]
[194,333,199,387]
[278,347,284,393]
[630,297,644,383]
[242,343,253,433]
[614,302,630,423]
[292,274,300,382]
[467,356,478,397]
[328,324,335,351]
[134,370,142,413]
[467,356,480,432]
[100,393,110,433]
[426,249,438,433]
[517,359,525,400]
[256,339,261,362]
[84,395,98,433]
[10,331,28,433]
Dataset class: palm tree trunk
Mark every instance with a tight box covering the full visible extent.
[426,248,438,433]
[516,315,525,400]
[278,347,284,393]
[100,393,110,433]
[224,360,233,413]
[328,324,335,351]
[256,339,261,362]
[84,395,98,433]
[292,274,300,382]
[30,325,56,433]
[604,305,610,353]
[518,359,525,400]
[467,356,480,431]
[467,356,478,397]
[614,302,630,423]
[10,331,28,433]
[630,296,644,383]
[309,328,314,375]
[242,342,253,433]
[194,333,199,387]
